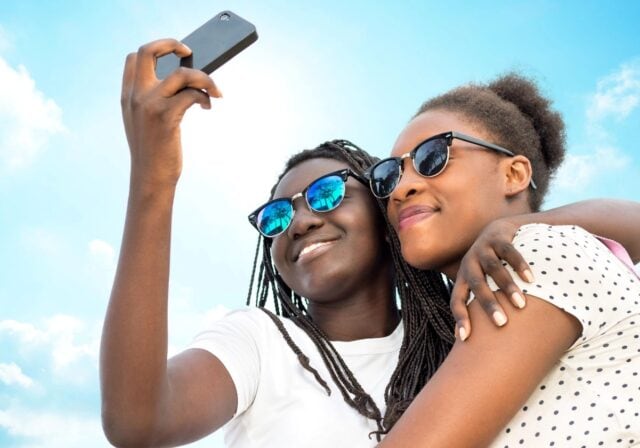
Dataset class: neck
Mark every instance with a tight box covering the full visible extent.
[442,204,533,282]
[307,273,399,342]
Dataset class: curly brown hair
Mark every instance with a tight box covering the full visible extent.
[414,72,566,210]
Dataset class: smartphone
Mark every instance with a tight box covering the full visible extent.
[155,11,258,79]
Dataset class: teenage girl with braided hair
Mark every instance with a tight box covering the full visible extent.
[372,73,640,446]
[101,40,640,447]
[102,39,457,447]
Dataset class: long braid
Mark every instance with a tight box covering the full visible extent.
[252,231,385,435]
[246,140,455,438]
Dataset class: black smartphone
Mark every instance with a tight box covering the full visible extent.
[155,11,258,79]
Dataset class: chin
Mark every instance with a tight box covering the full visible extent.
[401,237,461,273]
[400,244,435,271]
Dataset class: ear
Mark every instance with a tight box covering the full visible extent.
[503,155,534,198]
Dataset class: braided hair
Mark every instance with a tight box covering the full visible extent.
[246,139,455,437]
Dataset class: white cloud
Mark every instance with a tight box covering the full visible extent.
[0,362,34,388]
[0,56,65,170]
[553,146,630,191]
[0,320,48,345]
[0,407,109,448]
[89,239,116,267]
[556,61,639,192]
[587,60,640,123]
[46,315,97,373]
[0,315,99,381]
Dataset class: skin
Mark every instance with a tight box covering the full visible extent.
[386,110,535,277]
[100,40,400,447]
[382,110,640,340]
[101,39,236,448]
[378,109,585,446]
[270,158,399,340]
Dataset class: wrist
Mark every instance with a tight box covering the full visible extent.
[128,173,178,206]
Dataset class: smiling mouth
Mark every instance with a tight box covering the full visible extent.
[297,240,337,262]
[397,206,438,231]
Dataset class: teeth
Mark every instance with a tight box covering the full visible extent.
[299,241,332,258]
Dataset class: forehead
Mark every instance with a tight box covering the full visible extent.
[391,110,489,157]
[274,158,351,198]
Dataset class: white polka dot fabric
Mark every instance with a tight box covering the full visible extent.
[488,224,640,447]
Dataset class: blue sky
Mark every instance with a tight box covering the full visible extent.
[0,1,639,446]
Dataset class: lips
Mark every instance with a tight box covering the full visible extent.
[396,205,438,231]
[294,238,339,262]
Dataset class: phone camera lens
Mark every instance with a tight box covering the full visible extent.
[220,13,230,21]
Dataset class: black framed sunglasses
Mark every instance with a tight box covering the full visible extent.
[365,131,538,199]
[248,168,367,238]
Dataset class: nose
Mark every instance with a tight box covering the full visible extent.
[286,200,324,240]
[389,157,427,203]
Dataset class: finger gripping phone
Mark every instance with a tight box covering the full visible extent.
[156,11,258,79]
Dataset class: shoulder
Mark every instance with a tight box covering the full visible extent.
[511,223,619,287]
[513,223,601,254]
[187,308,302,416]
[511,223,636,292]
[507,223,638,343]
[189,307,289,352]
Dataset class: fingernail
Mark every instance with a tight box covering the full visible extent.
[523,269,534,283]
[459,326,468,342]
[183,44,192,53]
[493,310,507,326]
[512,292,526,309]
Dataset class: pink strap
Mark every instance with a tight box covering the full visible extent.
[596,235,639,279]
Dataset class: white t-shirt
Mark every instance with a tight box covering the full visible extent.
[189,307,403,447]
[484,224,640,447]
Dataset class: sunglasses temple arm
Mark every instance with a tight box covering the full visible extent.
[451,132,515,157]
[452,132,537,189]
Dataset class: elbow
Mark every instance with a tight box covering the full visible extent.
[101,406,159,448]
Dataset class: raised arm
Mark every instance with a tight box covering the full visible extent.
[451,199,640,340]
[99,39,235,447]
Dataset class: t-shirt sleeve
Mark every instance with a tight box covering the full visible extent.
[485,224,634,346]
[188,308,264,416]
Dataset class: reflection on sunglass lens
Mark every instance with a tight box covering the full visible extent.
[257,199,293,237]
[414,138,448,176]
[307,175,345,212]
[371,159,400,198]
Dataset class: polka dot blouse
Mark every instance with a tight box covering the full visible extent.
[488,224,640,447]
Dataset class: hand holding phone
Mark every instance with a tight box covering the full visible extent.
[121,11,257,186]
[155,11,258,79]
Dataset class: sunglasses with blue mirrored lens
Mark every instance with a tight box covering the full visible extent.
[365,131,537,199]
[248,168,367,238]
